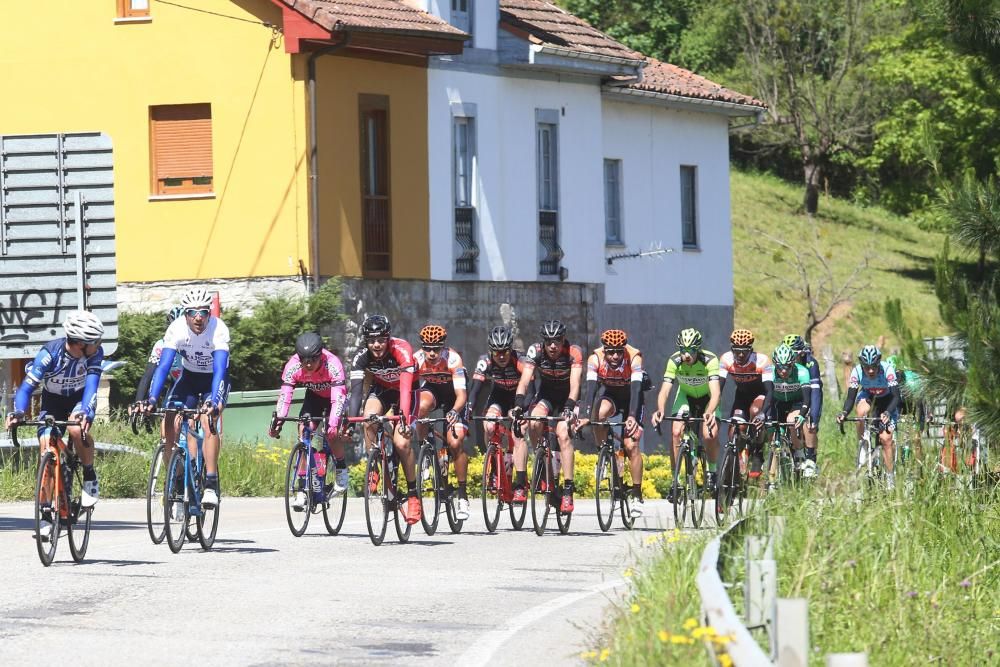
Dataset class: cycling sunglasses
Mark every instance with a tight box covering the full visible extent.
[678,345,700,355]
[422,344,444,352]
[185,308,211,318]
[604,347,625,355]
[366,335,389,344]
[542,337,564,344]
[731,346,752,354]
[861,362,880,371]
[301,354,322,365]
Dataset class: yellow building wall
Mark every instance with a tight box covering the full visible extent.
[0,0,310,282]
[315,56,430,279]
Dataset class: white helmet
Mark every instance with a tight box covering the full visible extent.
[180,287,213,311]
[63,310,105,344]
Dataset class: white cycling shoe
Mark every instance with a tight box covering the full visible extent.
[202,488,219,509]
[455,497,470,521]
[800,460,818,478]
[629,499,645,519]
[81,479,99,508]
[292,491,307,510]
[334,468,349,495]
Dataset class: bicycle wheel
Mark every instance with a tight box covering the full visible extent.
[164,448,188,553]
[364,448,389,546]
[197,467,220,550]
[445,491,465,533]
[671,449,688,529]
[394,464,412,544]
[509,481,527,531]
[284,443,311,537]
[689,448,707,529]
[417,443,441,535]
[482,445,502,533]
[715,446,738,527]
[595,447,615,532]
[67,465,92,563]
[146,442,166,544]
[35,452,60,567]
[530,449,551,536]
[322,476,348,535]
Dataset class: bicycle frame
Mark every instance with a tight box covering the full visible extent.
[762,419,804,489]
[841,416,890,482]
[477,416,517,503]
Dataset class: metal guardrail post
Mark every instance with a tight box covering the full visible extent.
[776,598,809,666]
[745,557,777,654]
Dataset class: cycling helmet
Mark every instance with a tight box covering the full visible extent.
[295,332,324,360]
[63,310,105,344]
[730,329,754,348]
[782,334,806,352]
[772,343,796,367]
[419,324,448,346]
[361,314,391,340]
[488,326,514,351]
[180,287,213,311]
[859,345,881,366]
[677,328,703,350]
[166,306,184,326]
[540,319,566,340]
[600,329,628,349]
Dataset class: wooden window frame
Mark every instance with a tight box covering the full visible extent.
[117,0,150,19]
[149,103,214,196]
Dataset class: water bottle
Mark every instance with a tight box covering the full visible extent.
[552,450,562,479]
[438,448,449,481]
[615,449,625,478]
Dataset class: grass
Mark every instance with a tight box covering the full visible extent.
[732,169,948,357]
[596,413,1000,666]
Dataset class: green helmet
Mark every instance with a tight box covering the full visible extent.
[676,328,703,350]
[773,343,796,367]
[781,334,806,352]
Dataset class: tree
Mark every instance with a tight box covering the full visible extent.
[560,0,700,63]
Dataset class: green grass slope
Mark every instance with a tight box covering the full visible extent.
[732,170,947,359]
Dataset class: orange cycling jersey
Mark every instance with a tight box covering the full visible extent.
[719,350,774,390]
[413,347,467,391]
[585,345,644,388]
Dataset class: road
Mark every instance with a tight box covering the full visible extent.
[0,497,680,666]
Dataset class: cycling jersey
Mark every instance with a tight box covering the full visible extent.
[466,351,527,415]
[662,350,720,398]
[523,340,584,391]
[348,337,415,419]
[148,316,231,407]
[14,338,104,420]
[583,345,645,418]
[275,349,347,432]
[719,350,773,395]
[800,349,824,419]
[414,347,467,393]
[134,338,183,403]
[771,364,814,404]
[848,362,897,398]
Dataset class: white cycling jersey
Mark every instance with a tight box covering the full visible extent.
[162,316,231,374]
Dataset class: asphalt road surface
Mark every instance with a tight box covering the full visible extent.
[0,497,681,666]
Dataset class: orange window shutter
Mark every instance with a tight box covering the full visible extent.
[150,104,213,193]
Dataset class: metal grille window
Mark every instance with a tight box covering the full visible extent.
[149,104,213,195]
[360,95,391,275]
[453,116,478,274]
[118,0,149,18]
[681,165,698,248]
[537,118,563,276]
[604,159,623,245]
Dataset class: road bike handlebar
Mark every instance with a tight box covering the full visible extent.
[8,417,82,448]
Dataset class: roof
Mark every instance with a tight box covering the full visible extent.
[499,0,764,109]
[277,0,467,39]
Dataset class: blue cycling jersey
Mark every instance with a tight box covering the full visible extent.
[848,361,898,397]
[14,338,104,418]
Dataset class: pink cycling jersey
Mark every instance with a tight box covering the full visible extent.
[275,349,347,432]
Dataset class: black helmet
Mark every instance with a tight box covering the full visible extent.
[361,314,391,339]
[540,319,566,340]
[488,326,514,351]
[295,332,324,360]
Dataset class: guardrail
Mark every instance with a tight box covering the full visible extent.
[697,515,869,667]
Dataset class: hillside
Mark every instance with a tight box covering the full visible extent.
[731,170,947,362]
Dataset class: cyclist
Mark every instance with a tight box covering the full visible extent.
[413,324,471,521]
[5,311,106,532]
[512,320,584,514]
[132,305,184,453]
[782,334,824,477]
[760,344,815,483]
[577,329,649,517]
[836,345,901,490]
[269,332,348,510]
[347,314,421,525]
[718,329,774,479]
[887,354,924,461]
[650,328,721,497]
[144,288,230,510]
[465,326,532,503]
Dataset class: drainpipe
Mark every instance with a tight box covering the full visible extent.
[307,33,352,290]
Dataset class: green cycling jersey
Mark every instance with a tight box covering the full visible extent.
[662,350,721,398]
[772,363,812,403]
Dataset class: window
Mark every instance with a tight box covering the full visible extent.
[604,159,623,245]
[453,115,478,274]
[450,0,472,38]
[536,113,563,276]
[537,123,558,211]
[149,104,213,195]
[680,165,698,248]
[117,0,150,18]
[360,95,391,275]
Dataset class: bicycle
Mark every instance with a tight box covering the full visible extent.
[715,415,756,525]
[269,411,348,538]
[475,415,527,533]
[658,413,710,529]
[10,417,92,566]
[761,418,805,493]
[130,406,170,545]
[521,415,573,536]
[930,418,984,487]
[162,405,221,553]
[414,416,465,536]
[840,416,892,491]
[348,414,412,546]
[589,420,635,532]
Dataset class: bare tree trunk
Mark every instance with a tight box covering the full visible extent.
[803,160,822,216]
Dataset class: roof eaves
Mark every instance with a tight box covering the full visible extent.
[532,43,645,68]
[603,86,765,117]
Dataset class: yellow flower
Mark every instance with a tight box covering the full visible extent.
[692,626,717,639]
[580,651,597,659]
[623,568,633,578]
[630,603,640,614]
[657,630,670,642]
[599,648,610,662]
[719,654,733,667]
[682,617,699,630]
[670,635,695,645]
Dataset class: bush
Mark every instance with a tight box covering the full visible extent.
[109,311,165,407]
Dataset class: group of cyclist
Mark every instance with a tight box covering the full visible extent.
[5,285,913,539]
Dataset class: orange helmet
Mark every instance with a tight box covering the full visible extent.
[730,328,755,348]
[601,329,628,349]
[419,324,448,346]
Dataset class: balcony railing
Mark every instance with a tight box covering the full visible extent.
[363,194,390,275]
[454,206,479,275]
[539,209,563,275]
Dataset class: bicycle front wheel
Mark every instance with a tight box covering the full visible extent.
[164,448,188,553]
[595,447,615,532]
[197,468,220,550]
[671,450,688,529]
[284,443,311,537]
[364,449,389,546]
[67,465,92,563]
[690,449,707,529]
[445,492,464,533]
[35,452,60,567]
[323,478,348,535]
[482,445,502,533]
[715,446,738,527]
[394,460,413,543]
[530,449,550,536]
[146,442,166,544]
[417,443,441,535]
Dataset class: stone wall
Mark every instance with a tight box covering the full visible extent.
[117,275,308,316]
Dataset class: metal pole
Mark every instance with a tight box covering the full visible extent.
[776,598,809,667]
[74,191,86,310]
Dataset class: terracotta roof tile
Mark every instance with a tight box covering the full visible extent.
[499,0,642,62]
[280,0,467,38]
[625,59,766,108]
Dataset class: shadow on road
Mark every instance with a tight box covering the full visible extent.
[73,558,164,567]
[0,517,146,532]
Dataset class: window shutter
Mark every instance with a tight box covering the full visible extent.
[150,104,213,193]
